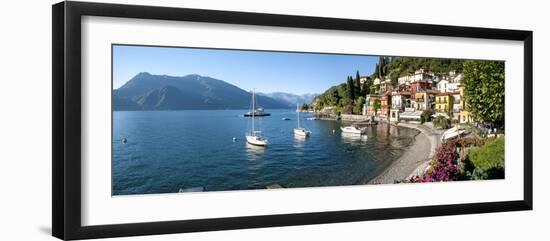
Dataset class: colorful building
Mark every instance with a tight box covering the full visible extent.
[364,94,380,116]
[391,91,412,111]
[409,80,432,92]
[379,93,392,118]
[397,68,434,86]
[435,93,451,113]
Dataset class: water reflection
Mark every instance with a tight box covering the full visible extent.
[245,142,266,161]
[341,132,368,143]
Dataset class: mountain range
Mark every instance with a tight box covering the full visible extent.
[113,73,313,111]
[257,92,318,108]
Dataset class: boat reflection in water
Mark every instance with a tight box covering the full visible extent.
[245,142,266,161]
[341,132,368,143]
[293,134,307,149]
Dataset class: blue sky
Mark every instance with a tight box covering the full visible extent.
[113,45,379,95]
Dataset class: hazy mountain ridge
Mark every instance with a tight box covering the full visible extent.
[257,92,318,108]
[113,73,291,110]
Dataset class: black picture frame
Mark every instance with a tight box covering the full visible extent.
[52,1,533,240]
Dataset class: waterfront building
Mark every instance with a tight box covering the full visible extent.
[379,92,392,118]
[411,90,437,111]
[391,91,412,112]
[365,94,380,116]
[435,92,451,113]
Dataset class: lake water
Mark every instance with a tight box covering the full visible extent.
[112,110,418,195]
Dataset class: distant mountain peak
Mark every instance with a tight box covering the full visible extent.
[136,72,152,77]
[113,73,290,110]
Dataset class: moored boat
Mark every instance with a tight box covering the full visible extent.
[441,126,466,141]
[244,107,270,117]
[245,89,268,146]
[294,104,311,137]
[340,125,366,134]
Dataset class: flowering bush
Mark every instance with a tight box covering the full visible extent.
[399,140,460,183]
[424,140,459,182]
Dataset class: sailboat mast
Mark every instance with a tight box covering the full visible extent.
[252,89,255,132]
[297,104,300,128]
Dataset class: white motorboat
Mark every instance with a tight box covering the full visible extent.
[245,89,268,146]
[340,125,366,134]
[294,104,311,137]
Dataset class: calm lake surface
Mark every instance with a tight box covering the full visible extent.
[112,110,418,195]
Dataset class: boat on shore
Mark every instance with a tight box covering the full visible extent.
[340,125,366,134]
[441,126,466,141]
[245,89,268,146]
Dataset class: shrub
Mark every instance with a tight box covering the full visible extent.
[457,136,486,147]
[433,116,451,129]
[463,137,505,180]
[420,110,432,124]
[423,140,460,182]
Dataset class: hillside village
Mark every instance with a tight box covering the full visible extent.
[361,68,473,124]
[311,57,506,182]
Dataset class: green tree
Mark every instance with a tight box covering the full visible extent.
[354,96,365,114]
[355,70,362,97]
[462,60,505,127]
[346,76,356,101]
[343,105,354,114]
[373,99,381,114]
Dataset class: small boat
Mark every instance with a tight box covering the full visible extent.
[245,89,268,146]
[294,104,311,137]
[340,125,366,134]
[282,117,291,120]
[246,131,268,146]
[441,126,466,141]
[306,117,319,120]
[244,107,270,117]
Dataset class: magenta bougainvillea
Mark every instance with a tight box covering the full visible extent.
[400,140,460,183]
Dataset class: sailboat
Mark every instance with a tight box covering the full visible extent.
[294,104,311,137]
[246,89,268,146]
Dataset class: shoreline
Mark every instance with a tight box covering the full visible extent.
[367,122,441,184]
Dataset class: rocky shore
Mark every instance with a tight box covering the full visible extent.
[367,122,441,184]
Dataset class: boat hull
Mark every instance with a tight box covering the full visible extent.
[246,135,268,146]
[294,128,311,137]
[244,113,270,117]
[340,127,366,134]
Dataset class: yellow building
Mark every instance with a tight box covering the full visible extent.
[435,93,451,113]
[459,87,473,123]
[460,111,473,123]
